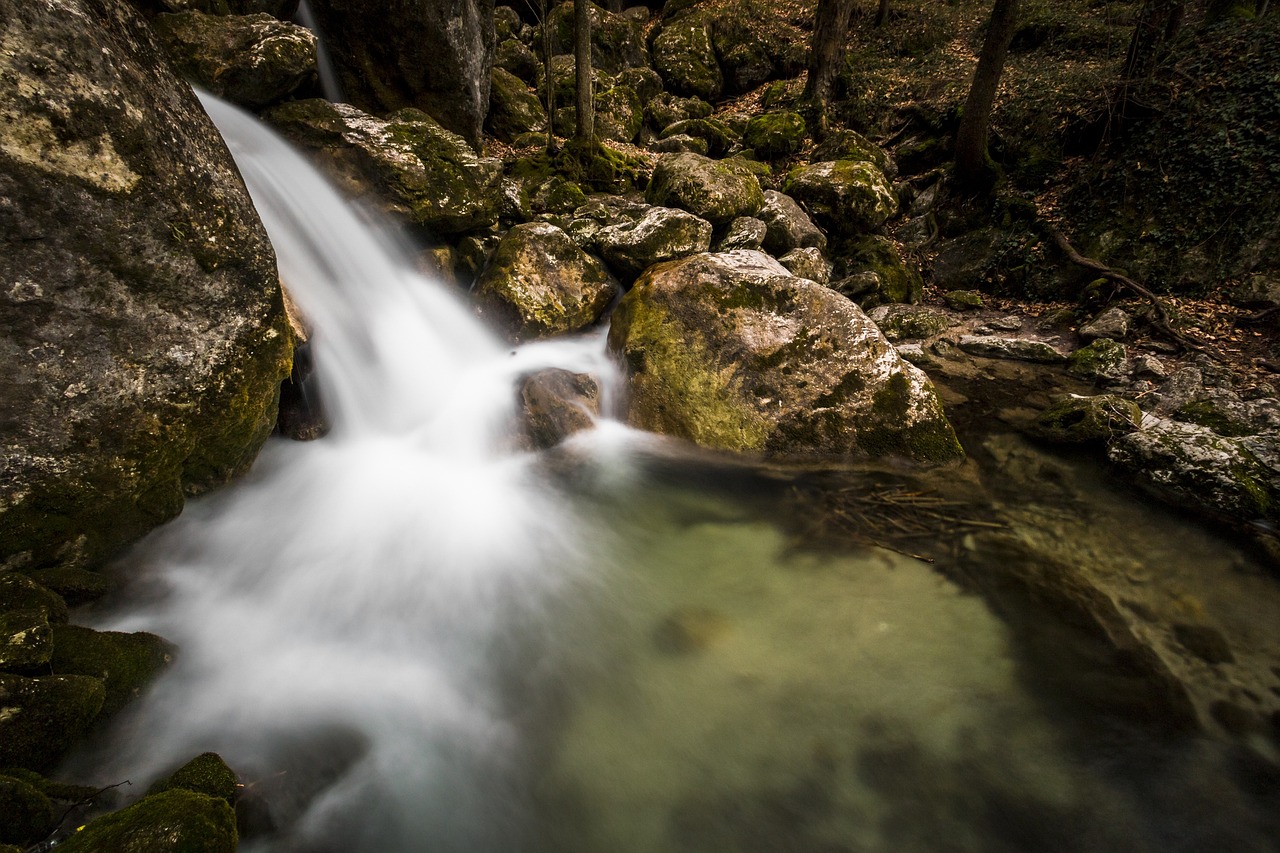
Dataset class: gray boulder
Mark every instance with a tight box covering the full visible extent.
[782,160,897,235]
[778,247,832,285]
[652,17,722,101]
[758,190,826,254]
[547,1,649,74]
[646,153,764,225]
[597,207,713,279]
[715,217,767,251]
[488,67,547,142]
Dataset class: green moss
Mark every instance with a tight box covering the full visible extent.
[1035,394,1142,444]
[148,753,238,804]
[554,140,647,193]
[0,774,55,847]
[744,112,806,159]
[1173,399,1254,437]
[1229,462,1272,517]
[18,568,114,607]
[1068,339,1126,381]
[842,235,922,306]
[0,674,105,770]
[852,373,964,462]
[0,575,68,624]
[49,624,175,717]
[659,118,739,158]
[57,789,236,853]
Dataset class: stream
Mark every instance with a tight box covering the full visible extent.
[67,94,1280,852]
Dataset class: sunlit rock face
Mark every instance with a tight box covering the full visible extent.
[0,0,291,571]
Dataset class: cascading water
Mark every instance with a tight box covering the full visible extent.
[293,0,345,104]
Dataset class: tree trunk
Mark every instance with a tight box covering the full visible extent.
[574,0,594,144]
[1112,0,1183,132]
[954,0,1020,191]
[802,0,857,133]
[541,0,555,150]
[875,0,890,28]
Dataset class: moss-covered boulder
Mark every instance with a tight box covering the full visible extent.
[0,674,105,769]
[148,753,239,804]
[151,10,316,109]
[265,99,502,235]
[595,86,644,144]
[21,568,116,607]
[645,92,713,131]
[812,128,895,179]
[614,67,665,104]
[57,789,237,853]
[519,369,602,449]
[652,17,722,101]
[488,67,547,142]
[1034,394,1142,445]
[0,575,69,624]
[0,611,52,674]
[705,0,806,94]
[0,0,292,573]
[545,54,616,107]
[758,190,827,254]
[473,223,621,342]
[0,774,55,848]
[1069,338,1128,382]
[495,37,540,83]
[783,160,897,236]
[608,250,963,461]
[646,153,764,226]
[547,1,649,74]
[597,206,713,279]
[658,118,739,158]
[743,112,805,159]
[866,304,956,342]
[49,624,175,717]
[841,235,923,306]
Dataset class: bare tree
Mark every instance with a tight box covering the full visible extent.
[802,0,857,134]
[954,0,1020,190]
[574,0,594,144]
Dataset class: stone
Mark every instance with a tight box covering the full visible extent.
[151,11,316,109]
[597,207,713,280]
[957,336,1068,364]
[595,86,644,144]
[494,4,522,40]
[473,223,621,342]
[302,0,495,147]
[650,134,710,156]
[614,67,665,104]
[265,99,502,235]
[21,568,116,607]
[487,67,547,143]
[1229,274,1280,309]
[49,624,175,717]
[715,217,767,252]
[708,1,805,95]
[782,161,897,236]
[1172,624,1235,665]
[1069,339,1128,382]
[0,775,54,848]
[943,290,984,311]
[646,153,765,226]
[495,38,540,84]
[644,93,712,131]
[758,190,826,254]
[778,247,832,285]
[607,250,963,462]
[743,111,806,159]
[811,128,895,179]
[519,369,601,449]
[652,17,722,101]
[840,235,922,306]
[658,118,740,158]
[1079,307,1131,341]
[0,575,68,624]
[0,0,292,572]
[148,753,240,803]
[830,272,884,303]
[1033,394,1142,444]
[0,611,52,673]
[931,229,1002,291]
[56,789,237,853]
[547,1,650,74]
[0,674,105,770]
[866,305,955,342]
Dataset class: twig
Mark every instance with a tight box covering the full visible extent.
[26,780,132,853]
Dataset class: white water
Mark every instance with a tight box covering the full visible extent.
[293,0,345,104]
[80,93,623,852]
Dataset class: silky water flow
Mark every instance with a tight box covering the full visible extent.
[70,93,1280,853]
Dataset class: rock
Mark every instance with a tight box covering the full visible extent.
[547,1,649,74]
[644,92,712,130]
[840,235,921,306]
[564,196,650,250]
[830,272,884,302]
[1033,394,1142,444]
[151,11,316,109]
[1172,624,1235,665]
[0,775,55,848]
[653,606,730,654]
[545,54,615,107]
[778,247,832,285]
[265,99,502,235]
[743,111,805,159]
[708,4,804,95]
[782,161,897,236]
[957,336,1068,364]
[943,290,984,311]
[931,229,1002,291]
[1068,339,1128,382]
[473,223,620,342]
[1171,393,1257,437]
[0,674,105,769]
[607,250,963,462]
[715,217,767,251]
[148,753,240,803]
[49,624,175,717]
[646,153,765,226]
[1107,419,1278,523]
[0,0,292,572]
[0,611,52,674]
[488,67,547,142]
[495,38,540,83]
[658,118,740,158]
[811,128,895,179]
[595,86,644,144]
[519,370,601,449]
[1229,273,1280,309]
[758,190,826,254]
[597,207,713,280]
[614,67,665,103]
[1079,307,1131,341]
[0,575,68,624]
[866,305,955,342]
[494,4,521,40]
[56,789,237,853]
[651,134,710,155]
[21,569,116,607]
[652,17,722,101]
[302,0,494,147]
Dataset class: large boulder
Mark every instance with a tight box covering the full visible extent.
[0,674,105,770]
[758,190,826,254]
[49,624,175,717]
[305,0,495,148]
[608,251,963,461]
[652,17,722,101]
[473,223,621,342]
[487,67,547,142]
[57,789,237,853]
[597,206,713,279]
[782,160,897,235]
[0,0,292,572]
[547,1,649,74]
[151,10,317,109]
[646,153,764,226]
[265,99,502,235]
[594,86,644,144]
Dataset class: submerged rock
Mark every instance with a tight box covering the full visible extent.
[608,251,963,462]
[56,788,237,853]
[646,153,765,226]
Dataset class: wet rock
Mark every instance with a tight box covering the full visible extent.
[743,111,805,159]
[782,161,897,236]
[0,674,105,769]
[0,774,54,848]
[646,153,765,226]
[1033,394,1142,445]
[653,606,730,654]
[473,223,620,342]
[152,11,316,108]
[0,611,52,673]
[1173,624,1235,665]
[547,1,650,74]
[608,250,963,462]
[652,17,722,101]
[957,336,1068,364]
[645,93,712,131]
[758,190,827,255]
[21,568,116,607]
[49,624,175,717]
[778,247,832,285]
[519,370,601,449]
[867,305,955,342]
[488,67,547,143]
[149,753,240,803]
[1069,339,1128,382]
[0,0,291,573]
[597,207,713,280]
[943,290,984,311]
[1079,307,1131,342]
[265,99,502,235]
[56,788,237,853]
[0,575,68,624]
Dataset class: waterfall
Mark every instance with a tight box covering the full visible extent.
[80,92,621,852]
[294,0,345,104]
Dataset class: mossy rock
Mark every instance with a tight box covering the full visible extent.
[743,111,805,160]
[614,67,665,103]
[0,610,52,673]
[0,674,105,770]
[658,118,739,158]
[57,789,236,853]
[49,624,175,717]
[595,85,644,144]
[652,16,722,101]
[841,235,922,307]
[646,153,764,225]
[597,206,713,279]
[0,574,68,624]
[0,774,55,847]
[943,290,984,311]
[812,129,894,178]
[1068,339,1127,382]
[495,38,540,83]
[645,92,713,130]
[20,568,116,607]
[148,753,239,804]
[783,161,897,236]
[866,304,955,342]
[1034,394,1142,445]
[1173,398,1256,438]
[488,67,547,143]
[546,1,650,74]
